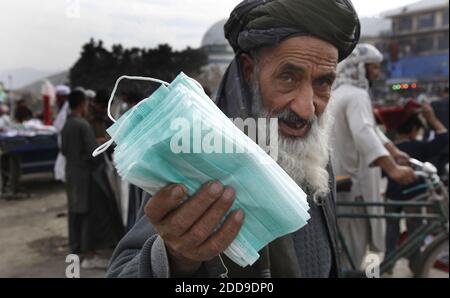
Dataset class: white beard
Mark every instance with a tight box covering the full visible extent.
[251,77,332,198]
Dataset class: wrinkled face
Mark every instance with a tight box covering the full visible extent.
[241,36,338,139]
[365,63,381,82]
[240,36,338,197]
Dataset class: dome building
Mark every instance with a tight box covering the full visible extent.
[201,19,235,70]
[197,19,235,98]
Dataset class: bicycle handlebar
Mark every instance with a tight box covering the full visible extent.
[409,158,438,177]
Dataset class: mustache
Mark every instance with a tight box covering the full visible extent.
[273,109,317,127]
[250,77,318,127]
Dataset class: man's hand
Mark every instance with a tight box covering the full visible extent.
[391,149,410,166]
[385,142,410,166]
[375,156,417,185]
[388,165,417,185]
[421,103,436,122]
[144,181,244,277]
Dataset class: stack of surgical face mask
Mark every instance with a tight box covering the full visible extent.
[93,72,310,267]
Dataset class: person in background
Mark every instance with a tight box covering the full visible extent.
[0,83,6,104]
[122,91,143,111]
[61,90,124,269]
[0,104,11,132]
[113,90,148,231]
[87,89,112,144]
[329,44,417,270]
[0,104,12,195]
[53,85,72,182]
[87,88,124,237]
[85,89,97,102]
[55,85,71,111]
[432,87,449,129]
[427,87,449,177]
[384,102,448,273]
[14,99,33,123]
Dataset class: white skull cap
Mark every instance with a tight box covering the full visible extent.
[355,43,383,64]
[55,85,71,96]
[85,89,97,99]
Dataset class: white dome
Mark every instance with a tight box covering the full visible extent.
[201,19,228,47]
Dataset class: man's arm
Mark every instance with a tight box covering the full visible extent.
[423,103,448,134]
[421,103,449,161]
[145,182,243,277]
[106,213,171,278]
[345,93,389,166]
[345,92,416,185]
[384,142,410,166]
[375,126,410,166]
[373,155,416,185]
[107,182,243,278]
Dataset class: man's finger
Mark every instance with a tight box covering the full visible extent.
[162,181,225,237]
[145,184,187,224]
[195,209,244,260]
[181,187,236,248]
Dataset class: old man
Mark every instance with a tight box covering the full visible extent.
[107,0,361,278]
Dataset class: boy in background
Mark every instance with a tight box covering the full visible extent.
[384,102,448,273]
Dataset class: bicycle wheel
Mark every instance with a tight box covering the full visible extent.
[415,233,449,278]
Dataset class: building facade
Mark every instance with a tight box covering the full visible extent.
[384,0,449,95]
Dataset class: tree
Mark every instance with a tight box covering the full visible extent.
[69,39,208,97]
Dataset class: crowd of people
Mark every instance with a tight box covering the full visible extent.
[48,83,161,269]
[1,82,155,269]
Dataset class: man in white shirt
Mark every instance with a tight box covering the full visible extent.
[53,85,71,182]
[329,44,417,269]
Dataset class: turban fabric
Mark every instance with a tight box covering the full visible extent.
[217,0,361,119]
[225,0,361,62]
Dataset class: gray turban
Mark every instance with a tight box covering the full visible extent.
[225,0,360,62]
[217,0,361,119]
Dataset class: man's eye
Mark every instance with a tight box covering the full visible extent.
[315,78,333,90]
[319,78,332,87]
[279,73,295,83]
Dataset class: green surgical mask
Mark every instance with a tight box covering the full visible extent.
[93,73,311,268]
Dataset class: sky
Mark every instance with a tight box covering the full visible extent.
[1,0,420,81]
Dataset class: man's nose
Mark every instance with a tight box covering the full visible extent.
[289,84,315,120]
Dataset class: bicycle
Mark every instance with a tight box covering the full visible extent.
[336,159,449,278]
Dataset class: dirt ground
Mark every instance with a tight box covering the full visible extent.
[0,173,106,278]
[0,173,439,278]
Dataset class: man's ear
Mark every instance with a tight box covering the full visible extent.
[239,53,256,84]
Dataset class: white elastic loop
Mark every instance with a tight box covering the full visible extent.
[218,254,229,278]
[92,75,170,158]
[107,76,170,123]
[92,139,114,157]
[187,77,205,92]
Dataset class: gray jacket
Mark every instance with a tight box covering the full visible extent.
[106,164,340,278]
[106,47,342,278]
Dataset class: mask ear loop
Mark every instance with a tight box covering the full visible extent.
[108,76,170,123]
[92,76,170,158]
[187,77,205,93]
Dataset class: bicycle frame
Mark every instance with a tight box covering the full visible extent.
[336,163,449,276]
